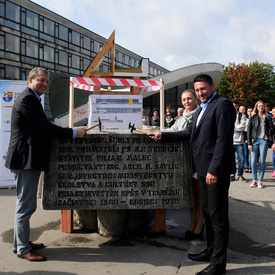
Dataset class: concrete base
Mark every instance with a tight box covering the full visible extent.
[96,209,153,237]
[74,210,97,231]
[97,210,127,237]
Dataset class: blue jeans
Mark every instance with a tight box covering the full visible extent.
[243,142,249,169]
[11,169,41,255]
[234,144,244,177]
[250,138,268,182]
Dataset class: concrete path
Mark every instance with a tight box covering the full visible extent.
[0,149,274,274]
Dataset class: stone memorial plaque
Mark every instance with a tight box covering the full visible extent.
[43,131,193,210]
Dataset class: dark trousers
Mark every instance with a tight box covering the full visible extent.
[198,170,230,267]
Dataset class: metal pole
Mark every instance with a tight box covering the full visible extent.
[69,79,74,128]
[160,78,165,130]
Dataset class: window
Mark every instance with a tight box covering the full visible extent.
[128,57,132,66]
[71,54,80,69]
[103,64,110,72]
[26,10,38,29]
[44,18,54,35]
[21,68,27,80]
[124,55,129,66]
[6,65,20,80]
[44,45,54,62]
[26,40,38,58]
[117,51,122,62]
[59,50,68,66]
[72,31,80,45]
[94,40,100,52]
[0,66,4,79]
[83,36,90,50]
[84,58,91,70]
[6,33,20,53]
[0,2,5,17]
[0,32,4,51]
[59,25,68,41]
[6,1,20,22]
[165,87,176,106]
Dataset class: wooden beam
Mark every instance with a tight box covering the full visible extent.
[61,80,74,233]
[82,30,115,77]
[154,209,166,233]
[61,210,74,233]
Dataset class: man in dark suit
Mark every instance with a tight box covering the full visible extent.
[151,74,235,275]
[5,67,87,261]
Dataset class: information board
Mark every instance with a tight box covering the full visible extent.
[88,94,143,130]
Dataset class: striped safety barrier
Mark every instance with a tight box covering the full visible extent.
[70,77,163,93]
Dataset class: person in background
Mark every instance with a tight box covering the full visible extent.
[265,103,273,118]
[231,100,248,182]
[175,107,184,120]
[5,67,87,261]
[239,105,246,115]
[142,109,150,126]
[164,105,174,119]
[150,74,235,275]
[245,106,253,173]
[247,100,274,188]
[239,106,249,173]
[247,106,253,119]
[165,112,175,128]
[271,107,275,177]
[150,109,160,127]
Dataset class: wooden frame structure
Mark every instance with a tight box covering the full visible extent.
[61,30,166,233]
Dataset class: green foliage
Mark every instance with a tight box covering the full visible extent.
[216,61,275,108]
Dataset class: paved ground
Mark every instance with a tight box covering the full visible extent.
[0,149,274,275]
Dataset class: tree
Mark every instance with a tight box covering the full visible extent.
[216,61,275,108]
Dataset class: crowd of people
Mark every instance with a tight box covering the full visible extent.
[229,101,275,188]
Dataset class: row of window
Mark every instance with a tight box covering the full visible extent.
[0,31,103,72]
[0,0,144,69]
[0,0,166,80]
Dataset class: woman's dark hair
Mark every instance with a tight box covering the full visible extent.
[152,109,159,116]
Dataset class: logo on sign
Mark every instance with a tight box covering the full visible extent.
[2,91,13,102]
[3,152,7,160]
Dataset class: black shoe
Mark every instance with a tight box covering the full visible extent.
[186,224,204,240]
[230,175,235,181]
[237,176,248,182]
[184,229,193,240]
[187,249,212,262]
[196,264,226,275]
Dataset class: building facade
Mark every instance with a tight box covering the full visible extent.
[0,0,168,80]
[0,0,224,122]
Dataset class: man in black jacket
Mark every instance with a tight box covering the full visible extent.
[5,67,87,261]
[151,74,235,275]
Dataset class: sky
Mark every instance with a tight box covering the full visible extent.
[31,0,275,71]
